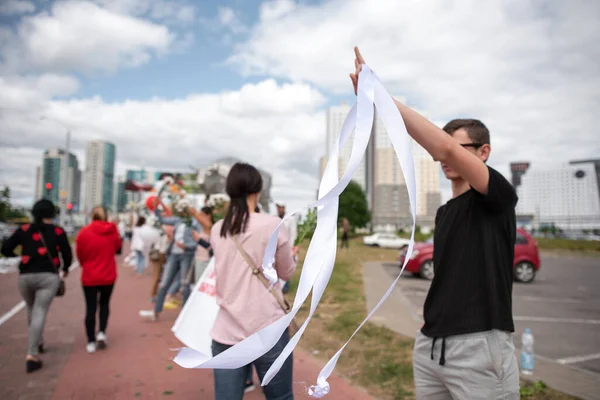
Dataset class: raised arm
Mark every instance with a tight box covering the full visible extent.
[350,47,490,194]
[189,207,212,234]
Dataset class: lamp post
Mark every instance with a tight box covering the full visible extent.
[40,116,71,227]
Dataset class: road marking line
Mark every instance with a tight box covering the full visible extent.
[0,301,25,327]
[0,262,79,328]
[557,353,600,365]
[514,316,600,325]
[518,296,581,304]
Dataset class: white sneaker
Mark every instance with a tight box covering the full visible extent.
[86,342,97,353]
[139,310,157,321]
[96,332,107,349]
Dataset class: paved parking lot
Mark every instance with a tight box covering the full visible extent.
[384,252,600,375]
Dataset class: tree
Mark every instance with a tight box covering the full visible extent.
[296,208,318,244]
[0,186,27,222]
[338,180,371,230]
[0,186,11,222]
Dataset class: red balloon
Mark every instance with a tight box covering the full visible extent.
[145,195,158,211]
[145,196,172,216]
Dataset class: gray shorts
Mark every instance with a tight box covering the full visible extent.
[413,330,520,400]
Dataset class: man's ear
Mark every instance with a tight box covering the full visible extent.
[479,144,491,163]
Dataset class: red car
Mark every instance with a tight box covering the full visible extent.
[399,228,541,283]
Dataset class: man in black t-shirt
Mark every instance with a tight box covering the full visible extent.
[350,48,519,399]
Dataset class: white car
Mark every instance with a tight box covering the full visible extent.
[363,233,410,249]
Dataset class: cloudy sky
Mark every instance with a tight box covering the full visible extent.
[0,0,598,213]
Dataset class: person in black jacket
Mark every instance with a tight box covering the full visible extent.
[1,199,72,373]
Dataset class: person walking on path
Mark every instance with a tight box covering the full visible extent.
[149,224,173,303]
[276,202,298,294]
[340,217,350,249]
[1,199,72,373]
[140,204,212,320]
[351,48,519,399]
[209,163,297,400]
[131,216,160,275]
[75,206,122,353]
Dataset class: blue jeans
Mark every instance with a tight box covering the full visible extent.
[135,250,145,274]
[212,330,294,400]
[154,252,194,314]
[168,269,181,295]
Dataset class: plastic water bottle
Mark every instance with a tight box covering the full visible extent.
[521,328,535,375]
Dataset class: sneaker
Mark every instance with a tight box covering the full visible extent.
[86,342,97,353]
[96,332,107,349]
[139,310,157,321]
[244,381,256,393]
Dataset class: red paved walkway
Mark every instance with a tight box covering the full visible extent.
[0,253,372,400]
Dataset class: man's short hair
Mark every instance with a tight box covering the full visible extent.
[443,119,490,145]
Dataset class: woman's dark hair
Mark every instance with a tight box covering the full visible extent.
[136,216,146,227]
[220,163,262,238]
[32,199,56,224]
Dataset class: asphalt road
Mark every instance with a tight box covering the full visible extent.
[383,252,600,375]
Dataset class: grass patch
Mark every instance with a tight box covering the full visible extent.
[520,380,576,399]
[536,238,600,254]
[289,238,578,400]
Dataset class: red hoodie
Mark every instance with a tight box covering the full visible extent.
[76,221,122,286]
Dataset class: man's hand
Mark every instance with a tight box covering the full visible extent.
[62,270,69,278]
[349,46,366,95]
[175,241,185,249]
[292,246,300,257]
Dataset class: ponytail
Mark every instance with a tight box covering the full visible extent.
[220,197,250,238]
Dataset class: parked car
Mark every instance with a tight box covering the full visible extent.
[398,228,541,283]
[363,232,411,249]
[0,222,17,242]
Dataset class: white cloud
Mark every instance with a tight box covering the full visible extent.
[92,0,196,25]
[229,0,600,176]
[259,0,295,21]
[0,0,35,16]
[217,6,248,34]
[2,1,174,74]
[0,78,325,212]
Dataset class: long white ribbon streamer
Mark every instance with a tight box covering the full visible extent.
[174,65,417,398]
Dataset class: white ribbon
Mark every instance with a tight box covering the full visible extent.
[174,64,417,397]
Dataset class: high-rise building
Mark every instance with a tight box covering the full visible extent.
[35,149,82,210]
[114,177,127,213]
[510,162,530,188]
[325,103,375,204]
[126,169,149,183]
[34,166,42,200]
[515,159,600,231]
[85,140,116,212]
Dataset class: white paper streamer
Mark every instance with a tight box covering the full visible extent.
[173,64,417,398]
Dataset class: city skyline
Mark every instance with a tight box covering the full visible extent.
[1,1,597,215]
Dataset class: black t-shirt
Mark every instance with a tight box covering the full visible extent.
[421,166,518,338]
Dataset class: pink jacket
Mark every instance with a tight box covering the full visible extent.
[209,213,295,345]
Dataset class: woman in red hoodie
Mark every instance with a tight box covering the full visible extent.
[75,206,122,353]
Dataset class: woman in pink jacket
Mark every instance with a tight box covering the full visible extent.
[210,163,296,400]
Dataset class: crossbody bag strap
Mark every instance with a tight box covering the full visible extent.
[231,236,290,313]
[38,228,58,269]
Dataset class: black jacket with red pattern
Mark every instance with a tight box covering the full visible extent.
[1,223,73,275]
